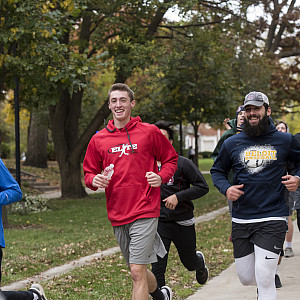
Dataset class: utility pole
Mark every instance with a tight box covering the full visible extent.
[13,42,21,186]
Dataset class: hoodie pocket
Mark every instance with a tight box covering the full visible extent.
[107,184,153,220]
[237,181,281,212]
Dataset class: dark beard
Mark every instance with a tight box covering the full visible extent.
[243,115,269,137]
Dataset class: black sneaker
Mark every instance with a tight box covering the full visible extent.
[161,285,173,300]
[29,283,47,300]
[196,251,209,285]
[275,274,282,288]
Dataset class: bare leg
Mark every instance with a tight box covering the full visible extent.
[285,215,294,243]
[130,264,149,300]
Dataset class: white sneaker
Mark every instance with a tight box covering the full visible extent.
[161,285,173,300]
[284,247,294,257]
[29,283,47,300]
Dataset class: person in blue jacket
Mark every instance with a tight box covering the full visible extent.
[211,91,300,300]
[0,159,47,300]
[152,120,209,288]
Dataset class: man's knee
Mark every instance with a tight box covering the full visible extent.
[255,265,274,288]
[235,254,256,286]
[238,273,256,286]
[130,264,147,282]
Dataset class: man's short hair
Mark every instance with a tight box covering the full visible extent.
[244,91,269,107]
[108,83,134,101]
[154,120,174,141]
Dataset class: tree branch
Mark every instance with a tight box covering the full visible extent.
[276,47,300,58]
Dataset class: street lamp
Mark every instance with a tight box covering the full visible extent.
[13,42,21,186]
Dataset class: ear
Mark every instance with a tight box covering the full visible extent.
[131,100,136,108]
[266,106,271,116]
[170,139,174,145]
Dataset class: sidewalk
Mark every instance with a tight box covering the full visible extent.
[40,187,102,199]
[186,220,300,300]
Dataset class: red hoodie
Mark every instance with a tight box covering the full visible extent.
[83,116,178,226]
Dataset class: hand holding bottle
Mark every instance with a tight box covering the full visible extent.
[92,164,114,190]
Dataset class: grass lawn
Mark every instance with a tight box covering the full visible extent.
[198,158,214,172]
[43,213,233,300]
[2,158,233,299]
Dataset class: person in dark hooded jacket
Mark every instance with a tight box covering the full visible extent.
[151,120,209,288]
[211,104,245,162]
[211,105,245,217]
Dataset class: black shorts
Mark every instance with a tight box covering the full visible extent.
[232,220,287,258]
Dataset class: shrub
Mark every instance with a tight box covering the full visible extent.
[199,151,213,158]
[0,142,11,159]
[7,194,50,215]
[47,143,56,161]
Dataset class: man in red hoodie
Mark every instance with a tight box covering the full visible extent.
[83,83,178,300]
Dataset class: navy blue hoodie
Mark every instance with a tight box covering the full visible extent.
[211,122,300,220]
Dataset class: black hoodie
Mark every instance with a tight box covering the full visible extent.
[159,155,209,222]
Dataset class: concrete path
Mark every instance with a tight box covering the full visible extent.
[40,187,102,199]
[186,219,300,300]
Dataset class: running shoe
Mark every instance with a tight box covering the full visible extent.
[275,274,282,288]
[196,251,209,285]
[161,285,173,300]
[284,247,294,257]
[29,283,48,300]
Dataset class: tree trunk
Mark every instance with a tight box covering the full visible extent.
[46,3,170,199]
[59,158,86,199]
[49,88,111,199]
[23,110,48,168]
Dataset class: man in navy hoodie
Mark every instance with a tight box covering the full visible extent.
[211,91,300,300]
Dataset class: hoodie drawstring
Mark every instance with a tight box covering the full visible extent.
[104,119,116,133]
[104,119,134,154]
[125,126,134,153]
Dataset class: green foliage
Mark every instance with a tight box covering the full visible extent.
[0,0,104,106]
[285,110,300,135]
[134,15,273,127]
[47,142,56,161]
[199,151,212,159]
[7,194,50,215]
[0,142,11,159]
[2,0,299,199]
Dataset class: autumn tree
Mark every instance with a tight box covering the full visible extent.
[2,0,299,197]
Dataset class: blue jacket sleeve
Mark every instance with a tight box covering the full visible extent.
[210,142,232,196]
[0,159,23,206]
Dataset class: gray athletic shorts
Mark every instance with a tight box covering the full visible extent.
[113,218,167,266]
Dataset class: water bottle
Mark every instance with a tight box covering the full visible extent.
[102,164,114,179]
[99,164,114,191]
